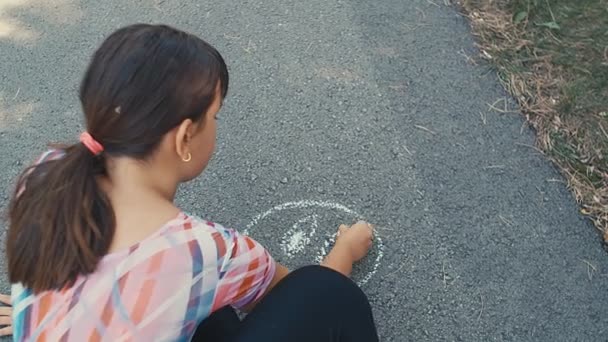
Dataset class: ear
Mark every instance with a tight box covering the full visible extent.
[174,119,194,160]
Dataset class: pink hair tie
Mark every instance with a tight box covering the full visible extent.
[80,132,104,156]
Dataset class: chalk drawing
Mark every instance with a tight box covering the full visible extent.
[244,200,384,286]
[280,215,319,257]
[315,234,337,264]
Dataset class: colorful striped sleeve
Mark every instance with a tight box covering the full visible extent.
[211,226,276,311]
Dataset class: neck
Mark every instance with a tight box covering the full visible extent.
[103,156,178,203]
[100,156,182,254]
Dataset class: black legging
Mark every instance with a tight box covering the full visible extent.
[192,265,379,342]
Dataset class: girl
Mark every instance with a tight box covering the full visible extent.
[2,24,379,341]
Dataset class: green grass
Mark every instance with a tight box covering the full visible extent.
[510,0,608,116]
[462,0,608,237]
[512,0,608,191]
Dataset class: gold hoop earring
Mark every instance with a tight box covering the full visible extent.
[182,152,192,162]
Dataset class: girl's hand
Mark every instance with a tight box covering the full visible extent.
[322,221,374,276]
[334,221,374,262]
[0,294,12,336]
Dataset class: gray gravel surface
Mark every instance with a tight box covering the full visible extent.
[1,0,607,341]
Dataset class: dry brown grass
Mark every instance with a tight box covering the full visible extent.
[459,0,608,241]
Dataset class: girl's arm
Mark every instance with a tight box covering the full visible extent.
[241,221,373,312]
[0,294,12,336]
[322,221,373,276]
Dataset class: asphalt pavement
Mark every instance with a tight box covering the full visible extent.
[1,0,607,340]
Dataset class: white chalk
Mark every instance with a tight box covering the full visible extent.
[280,215,319,257]
[284,230,308,257]
[244,200,358,233]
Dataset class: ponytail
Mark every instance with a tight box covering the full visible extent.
[7,144,115,293]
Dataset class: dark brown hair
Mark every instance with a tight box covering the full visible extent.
[7,24,229,293]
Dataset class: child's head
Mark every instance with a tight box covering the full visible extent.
[7,24,229,293]
[80,23,229,180]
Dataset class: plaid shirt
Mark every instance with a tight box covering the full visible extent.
[11,151,276,341]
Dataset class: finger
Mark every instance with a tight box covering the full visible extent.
[0,326,12,336]
[338,225,348,234]
[0,307,11,316]
[0,316,10,326]
[356,221,374,233]
[0,295,11,305]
